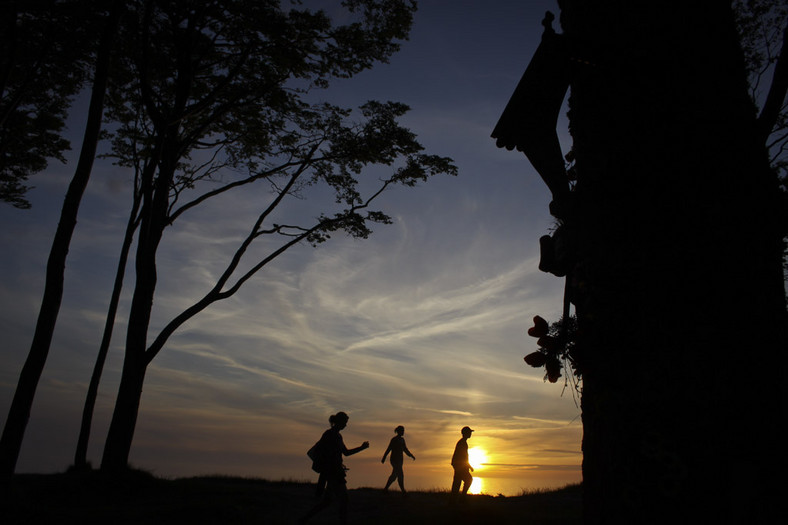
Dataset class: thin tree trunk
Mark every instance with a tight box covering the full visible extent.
[73,193,141,470]
[0,1,121,476]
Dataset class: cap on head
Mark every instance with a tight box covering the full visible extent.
[461,426,474,436]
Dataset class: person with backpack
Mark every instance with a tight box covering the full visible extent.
[299,411,369,524]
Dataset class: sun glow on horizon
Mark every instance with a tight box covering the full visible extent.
[467,446,489,494]
[468,476,484,495]
[468,446,488,471]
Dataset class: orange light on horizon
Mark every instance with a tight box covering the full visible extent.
[468,476,484,495]
[468,446,489,471]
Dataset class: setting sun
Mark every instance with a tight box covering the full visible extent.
[468,447,488,470]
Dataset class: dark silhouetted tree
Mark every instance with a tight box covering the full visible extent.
[561,2,787,523]
[734,0,788,278]
[96,0,455,471]
[73,161,142,471]
[495,1,787,523]
[0,0,91,208]
[735,0,788,162]
[0,1,122,476]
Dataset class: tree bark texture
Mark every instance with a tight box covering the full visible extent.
[557,1,788,523]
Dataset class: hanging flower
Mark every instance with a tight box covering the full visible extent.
[527,315,549,337]
[545,356,562,383]
[524,351,547,367]
[523,315,581,388]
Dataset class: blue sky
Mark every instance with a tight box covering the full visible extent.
[0,1,582,495]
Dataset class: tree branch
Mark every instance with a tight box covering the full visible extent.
[144,154,313,363]
[143,168,397,364]
[757,22,788,142]
[168,144,321,221]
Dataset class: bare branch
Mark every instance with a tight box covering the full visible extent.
[757,21,788,142]
[168,144,321,221]
[144,169,398,363]
[144,156,312,363]
[767,128,788,150]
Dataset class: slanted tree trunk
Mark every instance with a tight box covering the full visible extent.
[558,1,788,523]
[99,340,150,472]
[100,149,175,472]
[73,189,141,470]
[0,1,121,476]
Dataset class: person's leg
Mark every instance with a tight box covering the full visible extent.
[450,469,462,502]
[384,468,397,490]
[299,487,332,523]
[394,463,406,492]
[337,481,349,525]
[461,470,473,495]
[315,473,326,497]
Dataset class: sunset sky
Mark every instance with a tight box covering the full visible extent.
[0,1,582,495]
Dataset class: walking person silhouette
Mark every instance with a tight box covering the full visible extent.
[381,425,415,493]
[450,426,474,502]
[299,412,369,524]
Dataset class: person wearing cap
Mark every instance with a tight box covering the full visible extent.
[450,426,474,501]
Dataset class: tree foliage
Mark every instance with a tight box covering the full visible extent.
[0,0,99,208]
[97,0,456,470]
[734,0,788,144]
[733,0,788,268]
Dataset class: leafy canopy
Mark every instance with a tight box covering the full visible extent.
[104,0,455,244]
[0,0,100,208]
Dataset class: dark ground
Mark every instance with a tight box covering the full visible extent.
[0,471,582,524]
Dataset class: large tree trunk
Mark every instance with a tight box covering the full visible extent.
[99,12,194,466]
[99,227,160,471]
[0,2,120,476]
[98,345,148,472]
[557,1,788,523]
[99,221,161,470]
[100,151,173,471]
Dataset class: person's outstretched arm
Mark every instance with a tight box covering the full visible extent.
[381,440,392,463]
[344,440,370,456]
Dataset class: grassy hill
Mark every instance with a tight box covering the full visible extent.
[1,471,582,524]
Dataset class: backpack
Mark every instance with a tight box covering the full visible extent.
[307,439,325,473]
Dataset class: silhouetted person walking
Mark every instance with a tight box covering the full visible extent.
[299,411,369,524]
[312,413,335,498]
[381,425,415,493]
[450,426,474,502]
